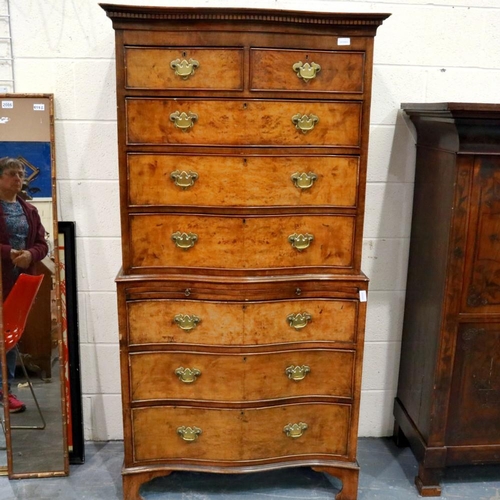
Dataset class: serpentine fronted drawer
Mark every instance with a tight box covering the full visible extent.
[126,297,358,346]
[131,403,351,463]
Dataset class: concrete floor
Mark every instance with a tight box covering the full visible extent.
[0,437,499,499]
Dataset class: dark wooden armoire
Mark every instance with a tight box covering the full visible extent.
[394,103,500,496]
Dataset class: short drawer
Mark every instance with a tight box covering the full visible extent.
[250,49,364,93]
[129,214,355,271]
[130,349,355,402]
[124,47,244,90]
[128,154,359,208]
[127,298,358,346]
[132,403,351,463]
[126,98,361,147]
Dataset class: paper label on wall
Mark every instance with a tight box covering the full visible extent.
[1,101,13,109]
[338,37,351,46]
[359,290,367,302]
[33,103,45,111]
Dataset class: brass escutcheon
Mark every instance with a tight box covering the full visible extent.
[175,367,202,384]
[285,365,311,381]
[172,231,198,250]
[292,61,321,82]
[170,111,198,131]
[287,312,312,330]
[288,233,314,251]
[291,113,319,134]
[171,170,199,189]
[283,422,308,439]
[291,172,318,190]
[170,58,200,80]
[177,426,202,442]
[174,314,201,331]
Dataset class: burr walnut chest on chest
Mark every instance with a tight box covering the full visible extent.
[100,4,389,499]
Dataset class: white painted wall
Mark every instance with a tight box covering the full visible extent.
[5,0,500,440]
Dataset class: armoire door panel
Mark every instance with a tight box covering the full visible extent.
[447,323,500,446]
[463,156,500,313]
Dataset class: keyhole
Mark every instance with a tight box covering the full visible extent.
[182,51,187,57]
[243,103,247,109]
[305,54,309,60]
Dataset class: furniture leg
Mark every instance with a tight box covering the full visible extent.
[312,466,359,500]
[393,421,410,448]
[122,470,171,500]
[415,463,443,497]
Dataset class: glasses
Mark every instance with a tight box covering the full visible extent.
[3,170,25,179]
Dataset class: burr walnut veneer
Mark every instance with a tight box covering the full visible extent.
[394,103,500,496]
[101,5,388,499]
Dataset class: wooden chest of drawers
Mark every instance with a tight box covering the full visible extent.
[101,4,388,499]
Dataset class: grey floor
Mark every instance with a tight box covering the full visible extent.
[6,365,65,475]
[0,437,499,499]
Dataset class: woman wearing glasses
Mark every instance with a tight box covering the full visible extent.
[0,156,48,413]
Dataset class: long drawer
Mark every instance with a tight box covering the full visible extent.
[127,297,358,346]
[129,349,355,402]
[132,403,351,463]
[126,99,361,147]
[128,154,359,208]
[129,214,355,271]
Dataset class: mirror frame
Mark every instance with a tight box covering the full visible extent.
[0,265,10,475]
[0,93,69,478]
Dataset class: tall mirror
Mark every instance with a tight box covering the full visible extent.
[0,93,68,477]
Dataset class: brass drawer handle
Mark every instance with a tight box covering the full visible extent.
[292,113,319,134]
[292,61,321,82]
[287,312,312,330]
[171,170,199,189]
[288,233,314,251]
[177,426,202,442]
[175,367,201,384]
[285,365,311,381]
[170,111,198,131]
[283,422,308,439]
[170,58,200,80]
[172,231,198,250]
[291,172,318,190]
[174,314,201,331]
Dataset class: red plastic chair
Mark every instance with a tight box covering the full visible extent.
[3,273,46,429]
